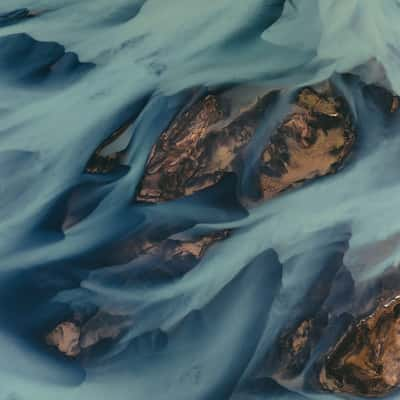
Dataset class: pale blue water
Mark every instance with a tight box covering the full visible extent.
[0,1,400,399]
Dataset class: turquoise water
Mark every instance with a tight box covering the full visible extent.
[0,1,400,399]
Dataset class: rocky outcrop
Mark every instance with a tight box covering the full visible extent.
[274,319,316,380]
[45,231,229,356]
[259,85,355,199]
[46,321,81,357]
[136,93,271,202]
[363,84,400,114]
[134,82,355,203]
[319,296,400,398]
[85,119,134,174]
